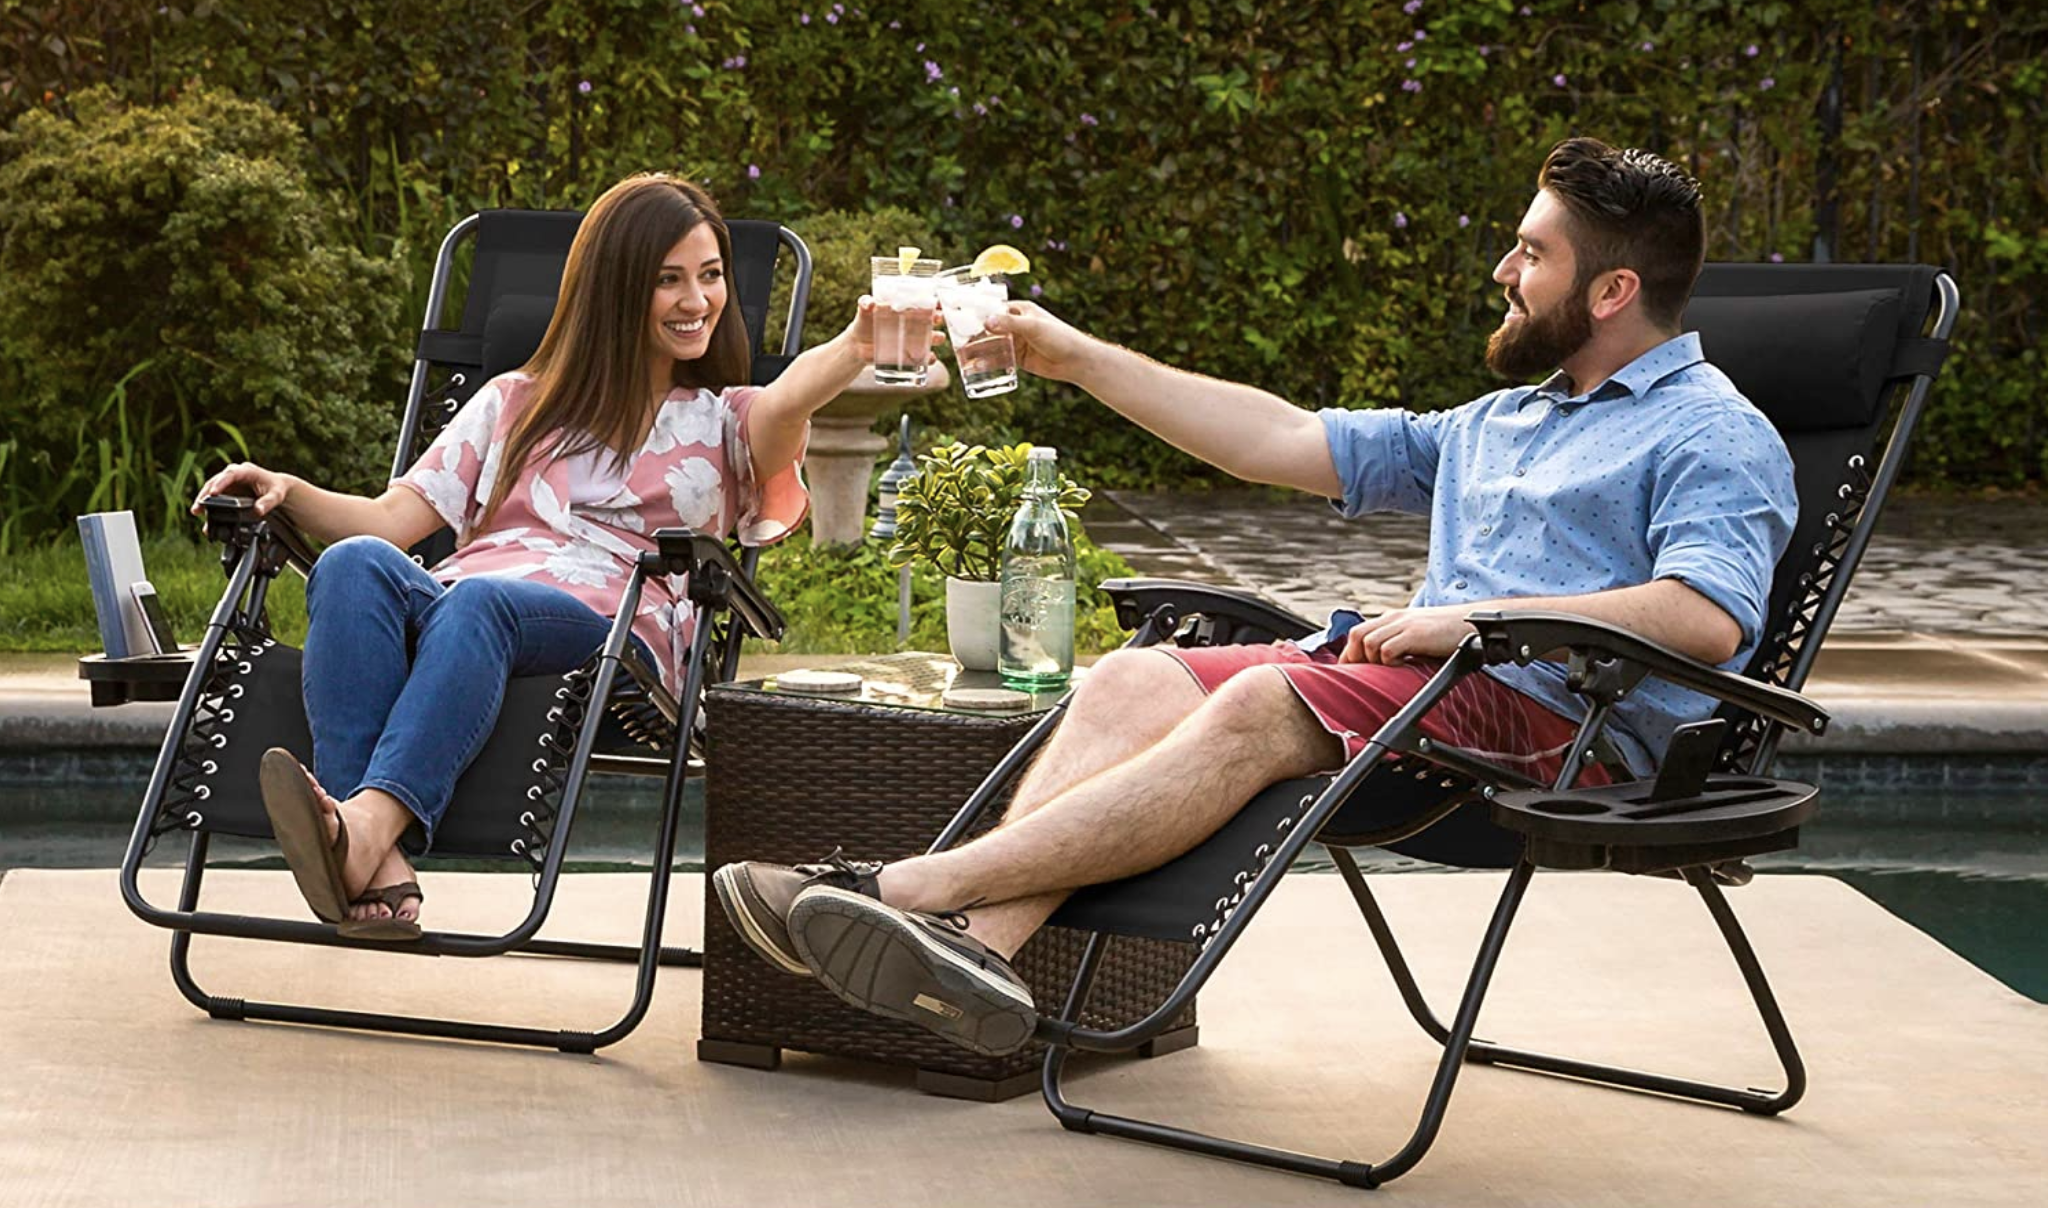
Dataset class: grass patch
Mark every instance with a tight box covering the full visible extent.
[0,528,1132,658]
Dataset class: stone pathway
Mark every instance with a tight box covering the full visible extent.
[1094,490,2048,636]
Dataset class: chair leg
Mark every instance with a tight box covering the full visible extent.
[1337,850,1805,1114]
[1328,845,1455,1045]
[1461,867,1805,1113]
[1039,862,1539,1189]
[153,740,700,1054]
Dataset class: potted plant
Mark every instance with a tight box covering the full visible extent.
[884,441,1090,669]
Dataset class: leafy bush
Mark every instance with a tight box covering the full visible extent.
[0,534,307,654]
[0,86,408,545]
[3,2,2044,490]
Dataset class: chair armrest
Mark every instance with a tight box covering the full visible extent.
[1099,577,1318,644]
[1464,609,1829,736]
[200,494,318,575]
[643,528,787,642]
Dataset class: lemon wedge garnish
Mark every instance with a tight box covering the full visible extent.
[897,246,922,273]
[970,244,1031,277]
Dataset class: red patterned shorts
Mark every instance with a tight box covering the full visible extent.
[1159,642,1604,789]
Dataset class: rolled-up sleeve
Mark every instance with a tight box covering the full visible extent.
[1646,412,1798,653]
[1318,404,1459,517]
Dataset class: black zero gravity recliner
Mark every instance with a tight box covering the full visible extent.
[109,209,812,1052]
[922,262,1957,1187]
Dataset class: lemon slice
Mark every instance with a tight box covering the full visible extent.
[897,245,922,273]
[970,244,1031,277]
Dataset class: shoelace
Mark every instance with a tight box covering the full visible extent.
[795,846,881,886]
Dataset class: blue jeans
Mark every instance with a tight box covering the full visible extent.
[302,535,651,851]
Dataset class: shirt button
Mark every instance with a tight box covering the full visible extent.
[1480,525,1492,536]
[1453,579,1468,590]
[1515,468,1527,477]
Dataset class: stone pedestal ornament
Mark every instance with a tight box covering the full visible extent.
[805,363,949,547]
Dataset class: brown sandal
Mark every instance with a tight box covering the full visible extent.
[258,748,351,923]
[336,881,425,942]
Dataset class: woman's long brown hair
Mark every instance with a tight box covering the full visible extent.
[477,174,751,533]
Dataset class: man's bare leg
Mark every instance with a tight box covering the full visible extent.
[879,665,1340,954]
[942,648,1211,947]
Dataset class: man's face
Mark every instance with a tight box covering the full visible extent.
[1486,189,1594,379]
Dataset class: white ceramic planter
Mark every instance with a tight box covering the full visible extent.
[945,576,1001,671]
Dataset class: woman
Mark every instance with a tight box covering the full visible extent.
[193,174,890,940]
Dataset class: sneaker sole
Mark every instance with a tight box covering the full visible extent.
[711,864,811,978]
[788,887,1036,1057]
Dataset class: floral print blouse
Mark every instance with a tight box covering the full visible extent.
[394,372,808,693]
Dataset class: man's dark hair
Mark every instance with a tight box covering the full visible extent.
[1537,137,1705,329]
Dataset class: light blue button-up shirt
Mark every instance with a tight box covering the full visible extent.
[1318,332,1797,776]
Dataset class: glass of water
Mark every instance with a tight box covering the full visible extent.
[935,267,1019,399]
[870,254,942,385]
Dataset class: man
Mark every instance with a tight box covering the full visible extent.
[714,137,1797,1059]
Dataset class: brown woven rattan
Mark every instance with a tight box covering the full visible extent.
[701,677,1198,1093]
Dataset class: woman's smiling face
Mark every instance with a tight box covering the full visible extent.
[646,221,727,372]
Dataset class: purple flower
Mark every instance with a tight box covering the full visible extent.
[1769,252,1785,263]
[1414,29,1426,40]
[924,59,943,82]
[1405,57,1416,68]
[1394,212,1409,229]
[577,80,592,94]
[746,163,760,179]
[800,12,809,23]
[1457,213,1470,228]
[691,2,704,15]
[1552,72,1567,87]
[943,195,955,207]
[972,102,986,115]
[1397,40,1413,52]
[1403,0,1423,12]
[888,20,900,29]
[1079,112,1098,126]
[1519,4,1531,13]
[948,85,959,96]
[1745,43,1759,57]
[1478,44,1491,56]
[1009,214,1024,229]
[916,41,925,51]
[833,2,843,11]
[826,10,838,22]
[684,23,695,34]
[1640,40,1654,51]
[1759,76,1775,90]
[1401,78,1422,93]
[1029,284,1043,298]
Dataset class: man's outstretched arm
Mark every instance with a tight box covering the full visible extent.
[985,302,1342,498]
[1340,578,1744,668]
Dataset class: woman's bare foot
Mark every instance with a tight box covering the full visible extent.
[347,847,423,924]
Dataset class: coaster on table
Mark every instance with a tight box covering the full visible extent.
[941,685,1033,712]
[775,669,864,695]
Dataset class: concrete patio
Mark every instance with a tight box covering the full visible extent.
[3,868,2044,1205]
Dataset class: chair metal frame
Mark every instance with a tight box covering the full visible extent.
[116,209,809,1052]
[924,265,1959,1187]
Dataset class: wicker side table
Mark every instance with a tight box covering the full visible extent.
[698,654,1198,1101]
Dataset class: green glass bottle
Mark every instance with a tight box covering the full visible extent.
[998,447,1077,690]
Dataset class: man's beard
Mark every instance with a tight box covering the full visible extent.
[1485,283,1594,380]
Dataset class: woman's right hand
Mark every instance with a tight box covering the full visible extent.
[191,462,293,518]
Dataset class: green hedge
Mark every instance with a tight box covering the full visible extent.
[4,0,2044,509]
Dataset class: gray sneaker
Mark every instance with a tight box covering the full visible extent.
[711,850,882,977]
[787,885,1037,1057]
